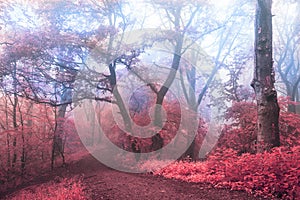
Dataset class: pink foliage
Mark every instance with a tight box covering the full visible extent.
[5,177,87,200]
[216,99,300,154]
[156,146,300,200]
[155,98,300,200]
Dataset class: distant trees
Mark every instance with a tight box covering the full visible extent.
[222,52,254,103]
[177,0,255,158]
[0,92,56,186]
[0,0,117,174]
[143,0,251,160]
[274,1,300,113]
[146,0,205,160]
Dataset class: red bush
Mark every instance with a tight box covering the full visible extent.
[156,146,300,200]
[4,177,87,200]
[98,97,207,159]
[216,100,300,154]
[155,98,300,199]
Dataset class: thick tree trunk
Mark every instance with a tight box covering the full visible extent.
[251,0,280,152]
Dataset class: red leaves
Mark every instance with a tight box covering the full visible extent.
[156,100,300,199]
[217,100,300,154]
[6,177,87,200]
[156,146,300,199]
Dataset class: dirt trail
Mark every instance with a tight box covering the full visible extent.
[1,154,269,200]
[66,155,267,200]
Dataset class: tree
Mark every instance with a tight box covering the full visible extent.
[178,0,254,159]
[143,0,223,160]
[221,51,254,103]
[0,0,115,169]
[251,0,280,152]
[273,1,300,113]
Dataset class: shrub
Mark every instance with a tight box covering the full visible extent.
[4,177,87,200]
[216,100,300,154]
[156,146,300,200]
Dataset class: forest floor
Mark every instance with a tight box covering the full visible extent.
[1,154,270,200]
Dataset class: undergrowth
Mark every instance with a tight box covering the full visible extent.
[4,177,87,200]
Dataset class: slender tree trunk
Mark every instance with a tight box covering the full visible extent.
[6,132,10,181]
[181,138,198,161]
[180,64,200,161]
[154,8,183,127]
[18,102,28,177]
[84,100,95,146]
[289,78,300,113]
[51,104,67,169]
[4,97,11,182]
[109,62,132,132]
[12,62,18,169]
[251,0,280,152]
[152,32,183,158]
[154,37,184,124]
[51,88,70,169]
[285,84,296,113]
[106,12,132,132]
[296,87,300,114]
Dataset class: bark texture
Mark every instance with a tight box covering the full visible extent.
[251,0,280,152]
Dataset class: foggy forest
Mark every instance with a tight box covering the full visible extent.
[0,0,299,199]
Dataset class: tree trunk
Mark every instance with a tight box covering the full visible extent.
[51,88,70,169]
[51,104,67,169]
[289,78,300,113]
[12,62,18,169]
[251,0,280,152]
[18,101,30,177]
[106,15,132,132]
[285,84,296,113]
[109,62,132,132]
[152,9,183,155]
[181,139,201,161]
[296,87,300,114]
[154,34,184,127]
[154,7,183,127]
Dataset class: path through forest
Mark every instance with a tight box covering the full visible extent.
[0,154,272,200]
[64,155,267,200]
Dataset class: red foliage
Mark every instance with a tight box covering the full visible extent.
[155,98,300,199]
[279,111,300,147]
[4,177,87,200]
[217,101,257,154]
[0,97,86,193]
[216,99,300,154]
[99,97,206,158]
[0,97,56,191]
[156,146,300,200]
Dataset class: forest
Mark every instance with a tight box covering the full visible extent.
[0,0,299,199]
